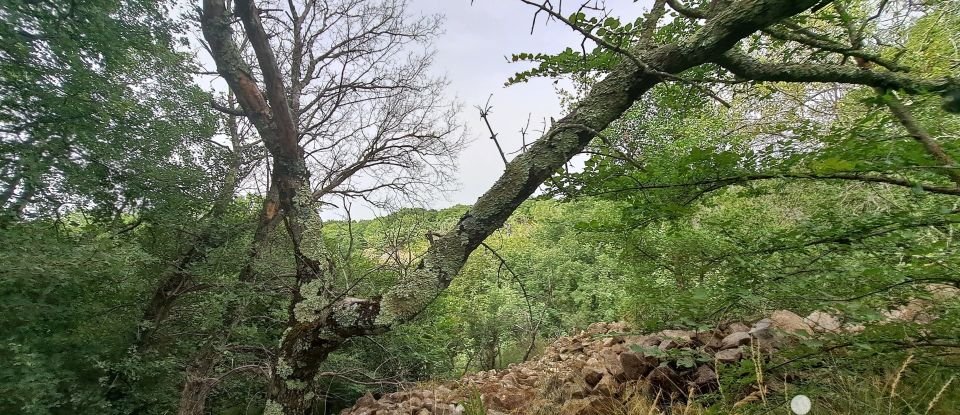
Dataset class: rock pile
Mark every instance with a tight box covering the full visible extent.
[340,310,840,415]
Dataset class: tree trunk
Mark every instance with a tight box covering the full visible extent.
[176,355,218,415]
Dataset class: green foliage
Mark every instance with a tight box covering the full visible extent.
[0,221,153,414]
[0,0,219,222]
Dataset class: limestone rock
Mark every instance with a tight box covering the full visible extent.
[804,311,841,332]
[769,310,813,334]
[715,348,743,364]
[721,332,752,349]
[647,365,684,397]
[620,352,657,380]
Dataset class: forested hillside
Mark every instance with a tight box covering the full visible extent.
[2,0,959,414]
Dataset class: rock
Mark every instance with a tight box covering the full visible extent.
[560,398,590,415]
[601,336,624,347]
[926,283,959,300]
[356,392,376,406]
[727,322,750,333]
[689,365,718,393]
[620,379,652,403]
[720,332,752,349]
[581,396,621,415]
[582,358,605,387]
[593,374,620,397]
[648,365,684,397]
[608,321,630,333]
[769,310,813,334]
[805,311,841,332]
[600,350,625,381]
[620,352,657,380]
[562,380,590,399]
[659,338,681,350]
[748,318,773,339]
[561,339,585,353]
[625,335,661,348]
[486,388,533,412]
[715,348,743,364]
[608,343,628,355]
[694,330,724,350]
[884,299,933,323]
[659,329,694,344]
[560,396,618,415]
[407,396,422,408]
[587,322,612,335]
[844,323,865,333]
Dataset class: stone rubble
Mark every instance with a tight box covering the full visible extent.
[340,301,953,415]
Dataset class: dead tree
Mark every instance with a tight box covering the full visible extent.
[187,0,461,413]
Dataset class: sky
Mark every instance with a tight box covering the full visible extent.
[401,0,648,211]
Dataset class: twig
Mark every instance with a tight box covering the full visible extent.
[477,96,509,167]
[480,241,539,362]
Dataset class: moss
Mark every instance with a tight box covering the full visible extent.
[285,379,307,390]
[276,358,293,379]
[293,279,325,323]
[263,400,284,415]
[377,253,450,325]
[331,301,361,326]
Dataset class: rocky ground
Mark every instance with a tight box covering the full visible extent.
[339,309,859,415]
[339,283,960,415]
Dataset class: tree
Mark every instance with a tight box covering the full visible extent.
[0,0,218,222]
[0,1,229,413]
[190,0,461,412]
[197,0,960,412]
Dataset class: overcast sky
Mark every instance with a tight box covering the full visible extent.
[401,0,648,212]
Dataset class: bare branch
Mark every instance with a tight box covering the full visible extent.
[477,96,509,167]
